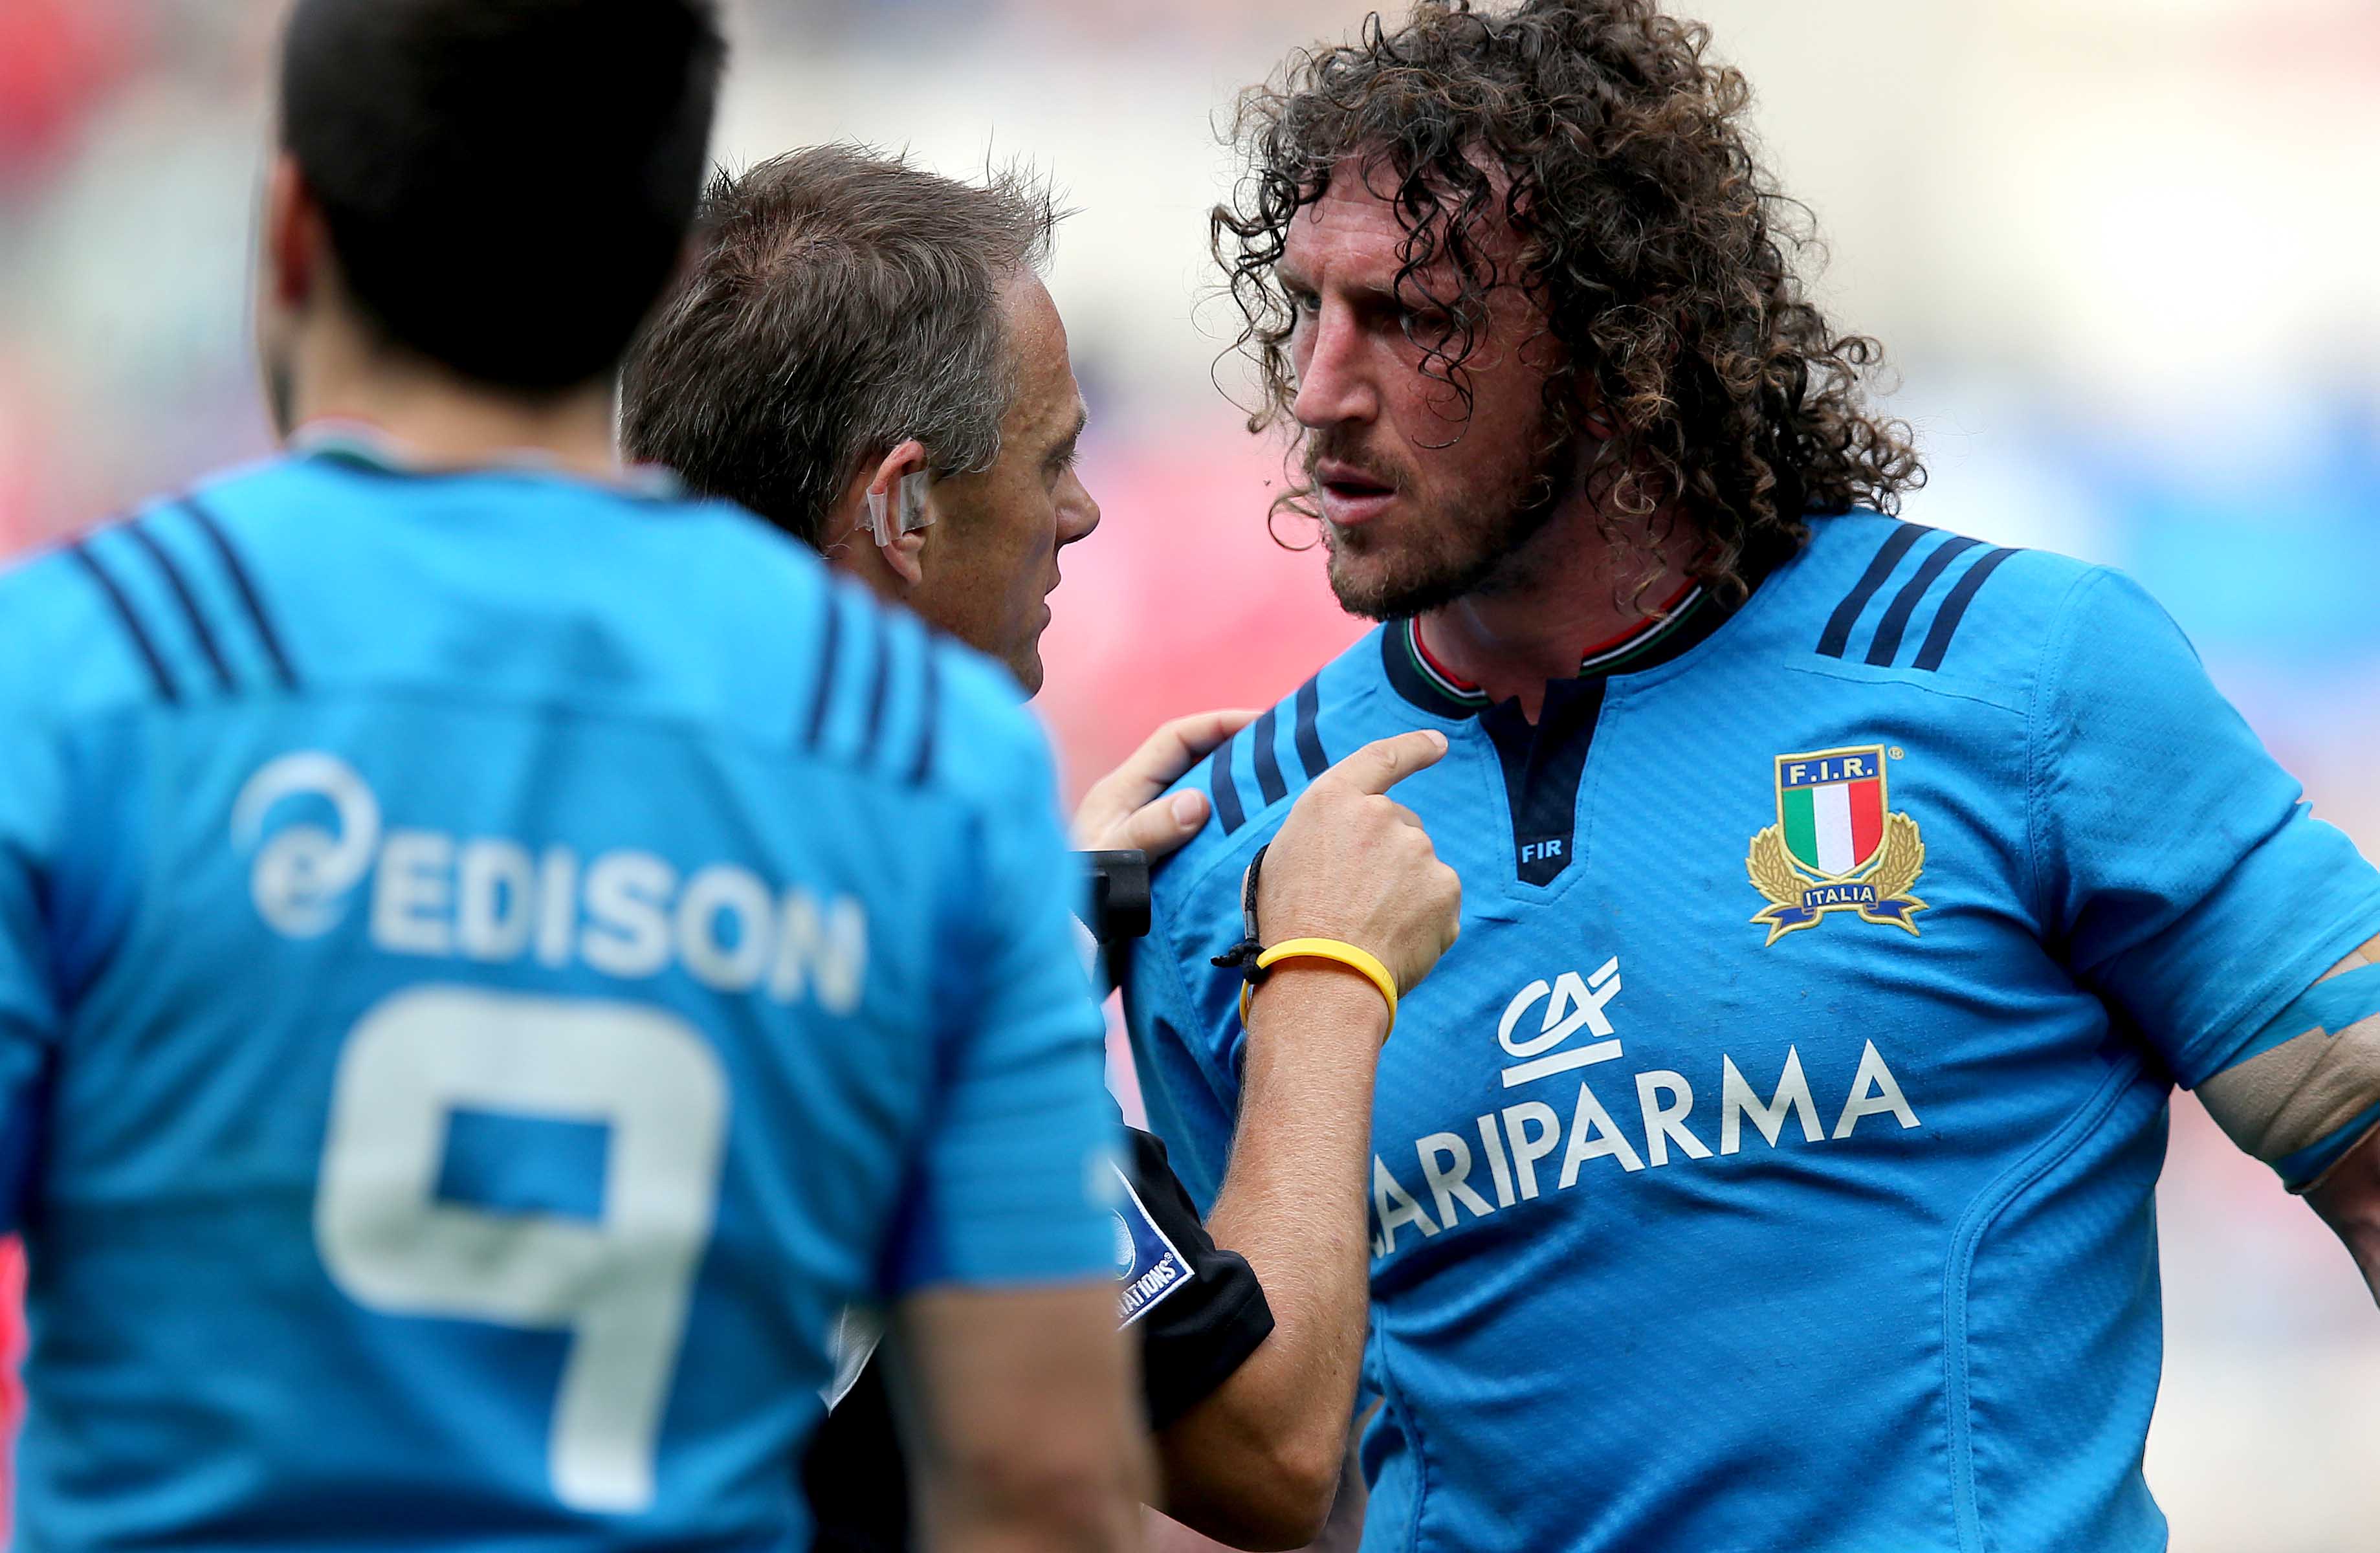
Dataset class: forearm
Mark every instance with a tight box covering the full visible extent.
[1157,965,1383,1548]
[2307,1125,2380,1304]
[894,1283,1152,1553]
[918,1466,1147,1553]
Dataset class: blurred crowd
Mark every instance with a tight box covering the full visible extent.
[2,1,2377,1548]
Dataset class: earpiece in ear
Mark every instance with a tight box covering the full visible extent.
[864,469,933,548]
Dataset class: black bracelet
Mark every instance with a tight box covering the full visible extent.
[1210,844,1270,991]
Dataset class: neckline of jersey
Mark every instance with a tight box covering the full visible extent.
[292,421,687,502]
[1387,578,1724,719]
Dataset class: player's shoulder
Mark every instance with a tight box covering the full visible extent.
[194,443,820,605]
[0,490,274,720]
[1149,626,1405,925]
[0,452,826,716]
[191,450,899,749]
[660,502,1048,808]
[1752,510,2113,700]
[900,624,1061,813]
[1,452,1046,800]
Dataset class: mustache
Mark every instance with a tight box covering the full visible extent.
[1302,431,1413,492]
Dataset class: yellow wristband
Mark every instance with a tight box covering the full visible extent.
[1237,937,1399,1035]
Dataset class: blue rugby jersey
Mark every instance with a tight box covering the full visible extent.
[0,443,1116,1550]
[1125,511,2380,1553]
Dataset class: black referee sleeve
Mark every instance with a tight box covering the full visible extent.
[1119,1126,1275,1429]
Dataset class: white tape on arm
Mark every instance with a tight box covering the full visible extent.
[2199,951,2380,1193]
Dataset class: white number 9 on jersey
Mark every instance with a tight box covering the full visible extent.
[314,986,728,1514]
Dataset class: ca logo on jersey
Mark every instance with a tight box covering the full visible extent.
[1496,958,1622,1086]
[1745,745,1927,946]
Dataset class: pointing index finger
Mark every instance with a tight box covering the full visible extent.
[1330,729,1451,796]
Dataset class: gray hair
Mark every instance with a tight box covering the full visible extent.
[621,144,1062,547]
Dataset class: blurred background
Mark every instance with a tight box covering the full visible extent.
[2,0,2377,1547]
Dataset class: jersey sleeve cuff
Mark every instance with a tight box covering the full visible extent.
[1141,1270,1276,1431]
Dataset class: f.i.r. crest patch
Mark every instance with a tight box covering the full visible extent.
[1745,745,1927,946]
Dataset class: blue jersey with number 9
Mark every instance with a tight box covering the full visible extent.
[0,443,1118,1550]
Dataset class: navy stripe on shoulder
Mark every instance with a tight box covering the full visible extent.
[179,496,298,690]
[1913,547,2023,672]
[1250,705,1287,806]
[69,540,178,703]
[803,588,846,749]
[123,517,233,692]
[1209,731,1248,835]
[1292,676,1327,779]
[1816,523,1931,659]
[908,643,941,786]
[1865,534,1983,667]
[858,607,896,767]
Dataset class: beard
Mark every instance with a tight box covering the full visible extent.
[1315,415,1580,622]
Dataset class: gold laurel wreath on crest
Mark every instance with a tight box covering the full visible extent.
[1745,826,1808,909]
[1867,812,1927,907]
[1746,812,1928,936]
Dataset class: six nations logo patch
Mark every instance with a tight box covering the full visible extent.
[1746,745,1927,946]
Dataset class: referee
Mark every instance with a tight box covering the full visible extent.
[621,148,1459,1550]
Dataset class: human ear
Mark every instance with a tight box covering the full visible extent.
[255,154,327,439]
[262,153,322,310]
[862,441,932,588]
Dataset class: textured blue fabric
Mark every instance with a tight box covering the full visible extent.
[1127,511,2380,1553]
[0,450,1114,1550]
[435,1110,612,1222]
[2198,960,2380,1079]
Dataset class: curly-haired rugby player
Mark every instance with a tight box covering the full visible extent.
[1125,3,2380,1550]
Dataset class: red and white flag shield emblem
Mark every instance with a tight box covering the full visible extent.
[1775,746,1889,879]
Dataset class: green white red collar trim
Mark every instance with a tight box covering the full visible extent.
[1398,580,1709,709]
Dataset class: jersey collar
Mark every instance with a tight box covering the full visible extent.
[291,420,686,501]
[1382,578,1728,720]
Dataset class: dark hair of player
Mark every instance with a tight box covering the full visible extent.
[278,0,728,392]
[620,146,1063,549]
[1217,0,1925,604]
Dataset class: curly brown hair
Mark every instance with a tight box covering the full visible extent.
[1215,0,1923,606]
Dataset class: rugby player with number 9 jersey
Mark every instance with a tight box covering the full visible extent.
[1126,5,2380,1551]
[0,3,1147,1550]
